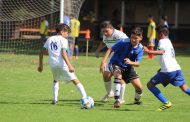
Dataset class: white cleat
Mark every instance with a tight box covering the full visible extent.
[102,91,114,102]
[119,99,125,104]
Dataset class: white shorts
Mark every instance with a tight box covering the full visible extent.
[51,66,77,82]
[105,52,114,72]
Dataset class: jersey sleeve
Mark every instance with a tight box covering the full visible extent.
[43,40,48,49]
[136,49,144,62]
[61,38,68,51]
[158,40,165,50]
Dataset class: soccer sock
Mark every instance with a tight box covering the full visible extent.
[53,81,59,102]
[135,90,142,101]
[104,81,112,94]
[185,88,190,95]
[114,78,121,101]
[120,83,126,101]
[149,86,168,104]
[76,83,87,98]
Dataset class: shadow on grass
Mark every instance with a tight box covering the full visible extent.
[100,108,137,112]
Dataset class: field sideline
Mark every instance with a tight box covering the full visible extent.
[0,52,190,122]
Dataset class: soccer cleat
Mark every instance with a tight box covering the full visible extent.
[51,100,58,105]
[133,100,142,105]
[114,100,121,108]
[102,91,114,102]
[119,99,125,104]
[156,101,172,112]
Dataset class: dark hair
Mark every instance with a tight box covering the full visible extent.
[131,27,143,36]
[156,25,169,36]
[100,21,113,29]
[161,15,167,21]
[148,14,153,18]
[56,23,71,33]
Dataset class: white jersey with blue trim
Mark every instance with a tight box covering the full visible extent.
[44,35,68,68]
[103,29,128,48]
[158,38,181,72]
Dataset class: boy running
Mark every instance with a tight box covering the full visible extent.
[38,23,87,104]
[144,26,190,111]
[95,21,128,103]
[100,27,144,108]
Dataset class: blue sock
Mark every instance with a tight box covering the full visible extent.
[185,88,190,95]
[149,86,168,104]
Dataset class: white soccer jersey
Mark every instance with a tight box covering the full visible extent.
[44,35,68,68]
[158,38,181,72]
[103,29,128,48]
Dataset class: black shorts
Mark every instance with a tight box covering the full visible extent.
[109,64,139,84]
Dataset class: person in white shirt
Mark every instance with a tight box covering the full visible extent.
[144,26,190,111]
[96,21,143,105]
[38,23,87,105]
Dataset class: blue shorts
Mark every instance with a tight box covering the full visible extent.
[150,70,186,87]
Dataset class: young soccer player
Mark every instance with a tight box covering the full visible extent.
[147,15,156,59]
[95,21,128,103]
[100,27,144,108]
[38,23,87,104]
[143,26,190,111]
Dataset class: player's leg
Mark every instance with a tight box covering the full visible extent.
[120,80,126,104]
[131,78,143,104]
[179,84,190,95]
[147,81,172,111]
[101,70,114,102]
[52,80,59,104]
[63,67,87,99]
[72,79,87,99]
[147,72,172,111]
[172,70,190,96]
[51,67,61,104]
[113,68,122,108]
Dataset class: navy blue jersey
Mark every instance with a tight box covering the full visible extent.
[109,38,144,68]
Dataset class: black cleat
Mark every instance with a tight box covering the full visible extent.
[51,100,58,105]
[133,101,142,105]
[114,100,121,108]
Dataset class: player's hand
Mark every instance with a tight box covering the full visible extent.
[68,66,75,73]
[143,46,149,53]
[38,66,43,72]
[100,62,106,73]
[95,51,99,58]
[124,58,132,65]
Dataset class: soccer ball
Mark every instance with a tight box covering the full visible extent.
[80,96,94,109]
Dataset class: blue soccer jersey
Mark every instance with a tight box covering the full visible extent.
[109,38,144,68]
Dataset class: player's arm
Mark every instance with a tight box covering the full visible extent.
[143,46,165,55]
[125,46,144,67]
[62,49,74,72]
[38,48,46,72]
[95,42,106,58]
[124,58,140,67]
[100,48,112,73]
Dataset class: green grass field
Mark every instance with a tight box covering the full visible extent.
[0,52,190,122]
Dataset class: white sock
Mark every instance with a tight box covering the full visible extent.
[135,91,142,101]
[104,81,112,94]
[120,83,126,101]
[76,83,87,98]
[114,79,121,101]
[53,82,59,101]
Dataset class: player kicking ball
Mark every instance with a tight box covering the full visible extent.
[100,27,144,108]
[143,26,190,111]
[38,23,87,105]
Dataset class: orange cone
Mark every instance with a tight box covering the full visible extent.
[85,29,90,39]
